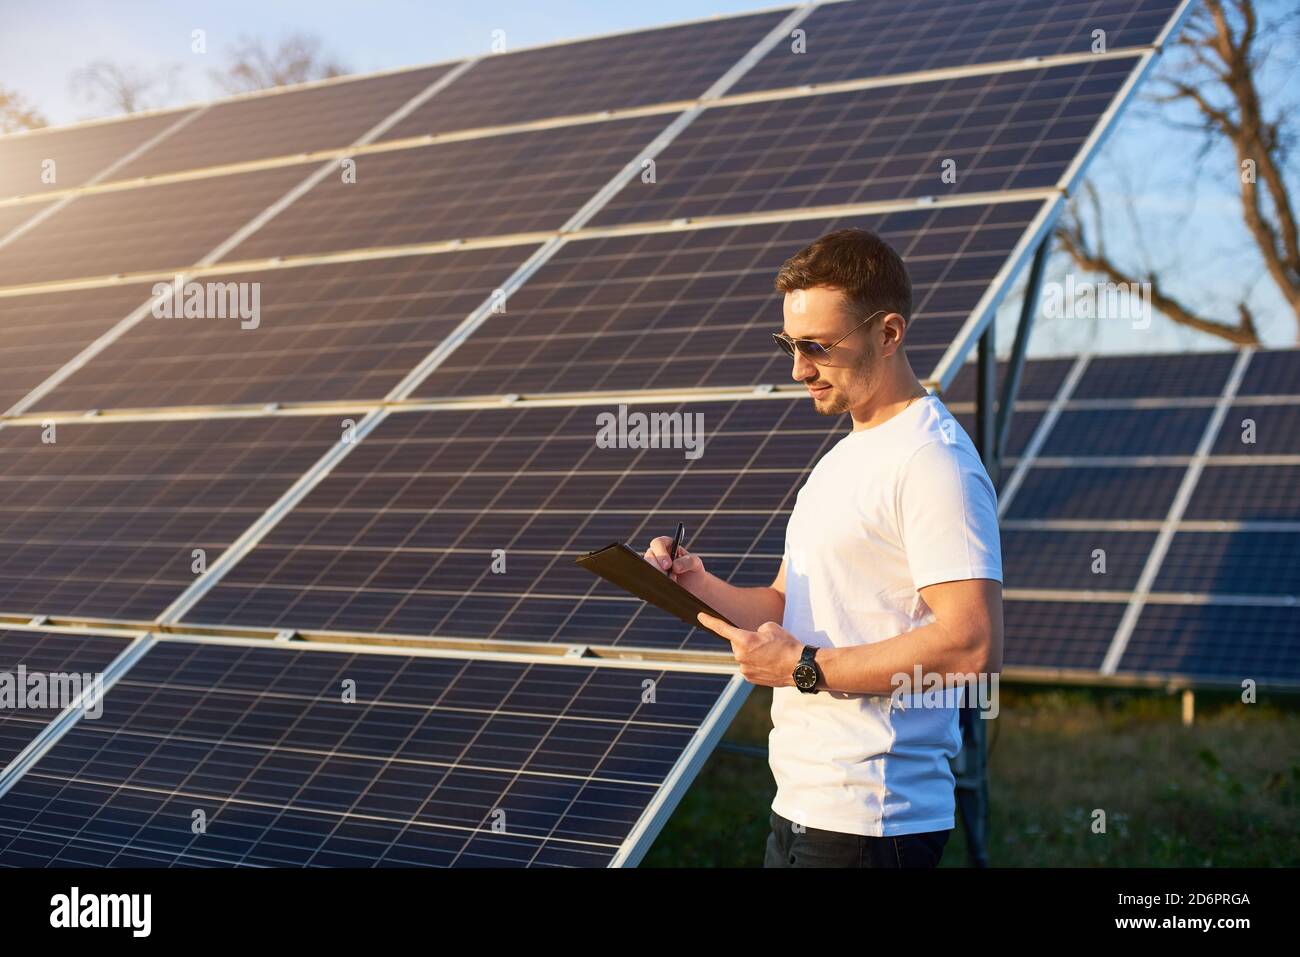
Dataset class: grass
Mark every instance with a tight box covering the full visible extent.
[642,684,1300,867]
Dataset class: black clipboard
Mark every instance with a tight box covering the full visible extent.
[574,542,736,639]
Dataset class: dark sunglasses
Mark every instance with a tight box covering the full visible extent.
[772,309,886,363]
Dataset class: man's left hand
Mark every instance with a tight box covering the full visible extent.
[697,612,804,688]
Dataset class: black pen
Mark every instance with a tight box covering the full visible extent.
[667,522,685,577]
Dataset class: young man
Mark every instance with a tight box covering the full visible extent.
[644,228,1003,868]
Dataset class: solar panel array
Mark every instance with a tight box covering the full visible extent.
[0,0,1203,867]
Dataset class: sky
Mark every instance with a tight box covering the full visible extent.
[3,0,1297,360]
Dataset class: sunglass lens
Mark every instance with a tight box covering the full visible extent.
[773,334,795,358]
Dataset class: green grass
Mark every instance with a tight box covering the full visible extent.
[642,684,1300,867]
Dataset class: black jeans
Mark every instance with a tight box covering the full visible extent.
[763,810,950,868]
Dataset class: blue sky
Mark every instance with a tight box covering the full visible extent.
[4,0,1297,358]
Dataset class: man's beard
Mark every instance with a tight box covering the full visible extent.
[811,351,877,416]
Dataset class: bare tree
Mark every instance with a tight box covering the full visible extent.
[69,60,183,115]
[210,32,349,94]
[0,85,46,133]
[1057,0,1300,345]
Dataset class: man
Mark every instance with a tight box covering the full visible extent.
[644,228,1002,868]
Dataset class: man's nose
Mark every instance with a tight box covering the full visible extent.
[790,351,818,381]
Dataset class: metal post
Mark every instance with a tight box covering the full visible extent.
[995,237,1050,475]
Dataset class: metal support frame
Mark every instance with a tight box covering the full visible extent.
[955,232,1048,868]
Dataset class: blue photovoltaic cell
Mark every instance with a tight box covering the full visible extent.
[1236,349,1300,396]
[1184,465,1300,521]
[0,416,344,622]
[1118,603,1300,682]
[180,398,839,650]
[944,356,1075,403]
[1004,465,1184,520]
[1038,407,1211,458]
[0,111,193,198]
[952,409,1043,458]
[1001,529,1156,591]
[1211,403,1300,455]
[0,284,156,413]
[729,0,1181,95]
[1071,351,1237,399]
[0,640,734,867]
[0,629,130,772]
[1155,531,1300,596]
[410,201,1045,398]
[1002,599,1126,671]
[591,57,1138,227]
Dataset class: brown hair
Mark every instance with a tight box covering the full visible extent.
[774,228,913,327]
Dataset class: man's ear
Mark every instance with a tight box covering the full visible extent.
[878,312,907,356]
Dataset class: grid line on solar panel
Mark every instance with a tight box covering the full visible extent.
[105,66,454,183]
[0,416,345,623]
[728,0,1182,95]
[589,56,1139,228]
[0,285,158,414]
[0,640,735,867]
[178,398,868,649]
[0,165,312,288]
[1002,598,1127,671]
[0,110,196,200]
[1002,529,1158,593]
[220,115,676,265]
[1155,530,1300,597]
[1116,603,1300,683]
[0,629,131,772]
[25,246,541,413]
[378,10,790,142]
[409,201,1045,399]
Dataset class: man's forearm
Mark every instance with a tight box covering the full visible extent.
[688,572,784,632]
[816,620,992,695]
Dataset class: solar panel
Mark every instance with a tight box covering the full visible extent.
[223,116,672,263]
[0,416,344,622]
[1117,604,1300,683]
[1002,529,1156,591]
[944,356,1075,402]
[1236,348,1300,396]
[1004,464,1186,520]
[590,56,1140,227]
[1212,403,1300,455]
[0,284,157,412]
[0,111,193,198]
[1184,465,1300,521]
[379,11,789,140]
[0,199,53,240]
[0,639,737,867]
[1070,351,1238,399]
[1002,599,1128,671]
[1156,531,1300,596]
[1038,407,1212,457]
[107,67,456,183]
[0,629,130,772]
[0,165,311,287]
[729,0,1182,94]
[27,245,540,413]
[409,201,1045,398]
[179,398,843,648]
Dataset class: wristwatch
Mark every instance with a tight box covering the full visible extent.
[793,645,822,694]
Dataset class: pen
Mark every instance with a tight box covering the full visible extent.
[667,522,685,577]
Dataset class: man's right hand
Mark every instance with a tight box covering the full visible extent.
[644,536,708,590]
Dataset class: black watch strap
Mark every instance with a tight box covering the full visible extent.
[794,645,822,694]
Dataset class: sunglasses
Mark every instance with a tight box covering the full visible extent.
[772,309,886,364]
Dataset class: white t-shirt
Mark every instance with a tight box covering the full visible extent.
[768,393,1001,837]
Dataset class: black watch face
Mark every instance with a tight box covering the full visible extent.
[794,663,817,690]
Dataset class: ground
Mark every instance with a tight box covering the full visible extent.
[644,684,1300,867]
